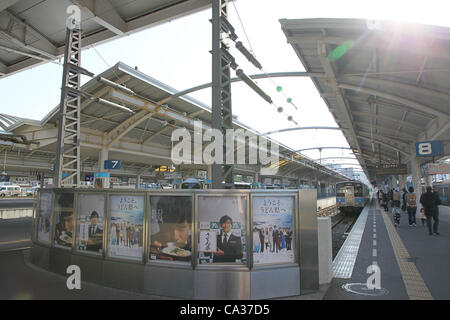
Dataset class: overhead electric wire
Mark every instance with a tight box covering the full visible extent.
[230,0,299,112]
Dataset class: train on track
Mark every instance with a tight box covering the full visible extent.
[335,180,369,215]
[433,180,450,206]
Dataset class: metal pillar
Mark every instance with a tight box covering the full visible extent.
[55,28,82,188]
[425,176,432,187]
[410,143,422,206]
[211,0,234,189]
[136,174,141,189]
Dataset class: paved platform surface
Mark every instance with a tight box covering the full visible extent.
[325,197,450,300]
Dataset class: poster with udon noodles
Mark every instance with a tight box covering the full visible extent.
[108,195,144,260]
[53,193,75,249]
[197,195,247,265]
[149,196,192,263]
[252,196,295,265]
[37,192,52,244]
[76,194,105,254]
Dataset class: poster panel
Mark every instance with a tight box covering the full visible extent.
[37,192,52,244]
[108,195,144,260]
[252,196,295,265]
[149,196,192,263]
[53,193,75,249]
[76,194,105,254]
[197,195,247,264]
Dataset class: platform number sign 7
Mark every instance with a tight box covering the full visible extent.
[104,160,121,170]
[415,141,444,157]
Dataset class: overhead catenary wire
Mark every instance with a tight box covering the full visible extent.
[230,0,299,111]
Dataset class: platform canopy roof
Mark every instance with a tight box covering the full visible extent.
[280,18,450,183]
[1,61,349,182]
[0,0,211,78]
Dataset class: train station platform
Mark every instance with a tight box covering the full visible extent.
[325,197,450,300]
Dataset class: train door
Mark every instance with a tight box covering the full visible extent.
[345,185,354,205]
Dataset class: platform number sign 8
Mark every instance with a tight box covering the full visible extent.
[415,141,444,157]
[418,143,432,155]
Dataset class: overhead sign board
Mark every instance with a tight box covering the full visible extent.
[104,160,121,169]
[375,164,407,175]
[422,163,450,176]
[415,141,444,157]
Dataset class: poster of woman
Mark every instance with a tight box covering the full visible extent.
[149,196,192,263]
[53,193,75,249]
[197,195,247,265]
[108,195,144,260]
[37,192,52,244]
[252,196,295,265]
[76,194,105,254]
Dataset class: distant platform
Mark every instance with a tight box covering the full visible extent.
[325,198,450,299]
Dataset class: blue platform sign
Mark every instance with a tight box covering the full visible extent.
[415,141,444,157]
[104,160,121,169]
[94,172,110,178]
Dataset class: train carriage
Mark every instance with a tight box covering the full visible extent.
[335,180,369,215]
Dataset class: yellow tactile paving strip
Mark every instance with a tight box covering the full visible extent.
[379,203,434,300]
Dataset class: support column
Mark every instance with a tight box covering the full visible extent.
[55,27,82,188]
[410,144,422,207]
[211,0,234,189]
[393,175,399,189]
[399,175,406,191]
[425,176,432,187]
[98,148,109,173]
[97,148,109,188]
[136,174,141,189]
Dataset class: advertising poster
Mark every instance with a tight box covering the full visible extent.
[149,196,192,263]
[37,192,52,244]
[252,196,295,265]
[76,194,105,254]
[197,196,247,264]
[108,195,144,260]
[54,193,75,249]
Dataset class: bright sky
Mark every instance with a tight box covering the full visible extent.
[0,0,448,184]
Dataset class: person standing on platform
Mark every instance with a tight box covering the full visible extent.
[420,186,441,235]
[401,188,408,212]
[406,187,417,226]
[381,191,388,212]
[393,188,401,208]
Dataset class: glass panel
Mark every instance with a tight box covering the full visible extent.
[36,192,52,244]
[108,195,144,260]
[197,195,247,265]
[354,184,363,196]
[54,193,75,249]
[76,194,105,254]
[149,196,192,263]
[252,196,295,265]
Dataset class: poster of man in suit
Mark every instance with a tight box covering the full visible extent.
[76,194,105,253]
[197,195,247,264]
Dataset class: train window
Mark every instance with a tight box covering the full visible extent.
[336,184,346,196]
[354,185,363,196]
[181,183,201,189]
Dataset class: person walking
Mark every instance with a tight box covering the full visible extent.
[393,188,401,208]
[420,186,441,235]
[406,187,417,226]
[401,188,408,212]
[381,191,388,212]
